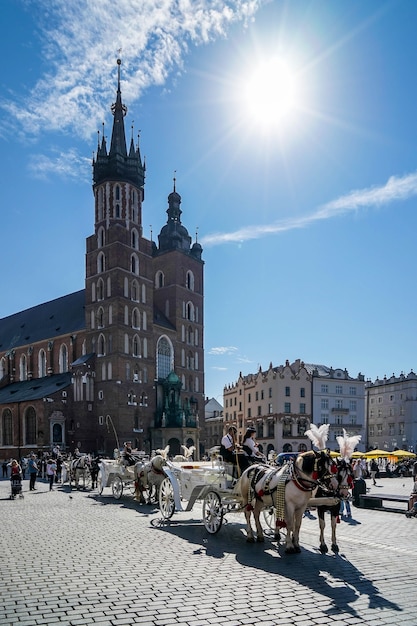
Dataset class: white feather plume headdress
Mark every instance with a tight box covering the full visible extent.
[305,424,330,450]
[336,429,361,461]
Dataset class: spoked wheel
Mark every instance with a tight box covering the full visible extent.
[262,506,276,530]
[159,477,176,519]
[112,475,123,499]
[97,470,104,495]
[203,491,224,534]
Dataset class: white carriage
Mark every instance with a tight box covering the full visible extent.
[158,459,253,534]
[97,453,149,500]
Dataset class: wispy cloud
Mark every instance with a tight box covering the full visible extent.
[1,0,262,141]
[201,171,417,246]
[208,346,238,356]
[28,148,91,181]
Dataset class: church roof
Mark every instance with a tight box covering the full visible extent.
[0,290,86,352]
[0,372,72,404]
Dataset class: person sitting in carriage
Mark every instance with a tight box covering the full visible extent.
[220,426,249,474]
[242,427,266,464]
[122,442,137,466]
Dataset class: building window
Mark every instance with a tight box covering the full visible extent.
[300,388,305,398]
[284,402,291,413]
[268,403,273,414]
[186,270,195,291]
[335,399,343,409]
[38,350,46,378]
[20,354,28,381]
[2,409,12,446]
[299,403,306,414]
[155,271,164,288]
[349,386,357,396]
[285,386,290,397]
[157,336,173,380]
[350,400,357,411]
[59,344,68,373]
[268,421,274,437]
[248,393,251,403]
[257,405,262,416]
[247,408,251,418]
[336,385,342,395]
[321,384,328,393]
[269,387,272,398]
[321,398,329,410]
[24,406,36,445]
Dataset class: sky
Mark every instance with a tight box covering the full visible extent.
[1,0,417,402]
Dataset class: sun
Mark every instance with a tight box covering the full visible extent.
[241,57,298,130]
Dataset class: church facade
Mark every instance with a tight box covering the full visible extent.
[0,60,205,459]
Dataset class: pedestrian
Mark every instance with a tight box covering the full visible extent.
[21,457,28,479]
[28,454,38,490]
[370,459,378,486]
[46,459,57,491]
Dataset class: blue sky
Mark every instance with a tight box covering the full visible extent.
[1,0,417,401]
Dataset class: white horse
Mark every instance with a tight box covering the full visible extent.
[237,450,336,553]
[70,455,91,489]
[134,455,167,504]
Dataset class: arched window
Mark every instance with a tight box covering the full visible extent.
[38,350,46,378]
[24,406,36,445]
[157,336,173,380]
[0,357,6,379]
[20,354,27,381]
[131,280,139,302]
[97,252,105,273]
[186,270,195,291]
[155,270,164,288]
[2,409,12,446]
[97,278,104,301]
[132,308,140,329]
[186,301,195,321]
[131,254,139,275]
[98,226,105,248]
[97,307,104,328]
[98,334,106,356]
[115,185,120,200]
[59,344,68,373]
[132,334,141,357]
[131,229,139,249]
[97,188,104,221]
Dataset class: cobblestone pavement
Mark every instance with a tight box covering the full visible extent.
[0,474,415,626]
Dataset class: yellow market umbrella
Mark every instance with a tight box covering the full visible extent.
[364,449,391,458]
[389,449,416,458]
[329,451,340,458]
[351,451,365,458]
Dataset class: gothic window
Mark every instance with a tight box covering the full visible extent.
[186,270,195,291]
[20,354,27,381]
[59,344,68,373]
[131,280,139,302]
[131,229,139,250]
[0,357,6,379]
[24,406,36,445]
[132,334,141,357]
[141,284,146,303]
[98,226,105,248]
[132,308,140,329]
[38,350,46,378]
[131,254,139,275]
[195,376,199,392]
[2,409,12,446]
[98,188,104,221]
[98,252,105,273]
[98,334,106,356]
[97,278,104,301]
[155,271,164,288]
[115,185,120,200]
[157,336,173,380]
[186,301,195,321]
[142,311,147,331]
[97,307,104,328]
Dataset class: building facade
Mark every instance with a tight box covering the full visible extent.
[365,371,417,453]
[0,60,205,460]
[223,359,365,454]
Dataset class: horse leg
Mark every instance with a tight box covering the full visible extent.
[244,507,255,542]
[330,514,339,553]
[319,513,328,553]
[253,503,264,542]
[290,508,304,553]
[284,504,298,553]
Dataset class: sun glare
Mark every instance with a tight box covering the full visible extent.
[242,58,297,130]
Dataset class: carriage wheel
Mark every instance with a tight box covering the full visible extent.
[112,475,123,499]
[262,506,276,530]
[97,471,104,495]
[159,477,176,519]
[203,491,223,534]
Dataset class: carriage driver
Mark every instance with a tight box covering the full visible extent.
[122,441,136,466]
[220,427,249,473]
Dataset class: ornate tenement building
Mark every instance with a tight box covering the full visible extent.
[223,359,365,455]
[0,60,204,459]
[365,371,417,453]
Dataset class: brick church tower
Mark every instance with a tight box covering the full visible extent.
[81,59,204,456]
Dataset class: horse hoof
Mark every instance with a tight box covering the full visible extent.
[285,547,296,554]
[294,546,301,553]
[319,544,328,554]
[256,536,265,543]
[246,537,255,543]
[331,544,339,553]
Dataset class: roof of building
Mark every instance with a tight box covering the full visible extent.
[0,372,72,404]
[0,290,86,352]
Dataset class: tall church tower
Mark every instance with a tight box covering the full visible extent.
[83,59,204,456]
